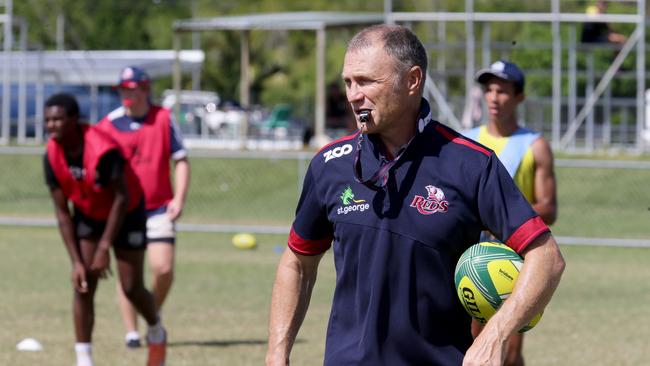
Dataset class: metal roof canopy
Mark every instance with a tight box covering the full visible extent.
[0,49,204,144]
[0,50,204,85]
[173,12,385,31]
[172,12,385,147]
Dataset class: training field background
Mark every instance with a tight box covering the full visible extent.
[1,151,650,240]
[1,151,650,365]
[1,229,650,366]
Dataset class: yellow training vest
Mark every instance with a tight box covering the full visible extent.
[476,125,536,203]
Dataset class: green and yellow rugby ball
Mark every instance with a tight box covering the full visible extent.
[454,241,542,332]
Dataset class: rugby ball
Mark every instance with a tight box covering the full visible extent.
[454,241,542,332]
[232,233,257,250]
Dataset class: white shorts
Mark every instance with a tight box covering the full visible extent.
[146,208,176,244]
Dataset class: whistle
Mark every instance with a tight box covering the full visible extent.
[359,110,370,123]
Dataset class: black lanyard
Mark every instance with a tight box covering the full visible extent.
[353,99,432,190]
[353,132,413,190]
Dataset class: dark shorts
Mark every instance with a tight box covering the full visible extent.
[73,201,147,251]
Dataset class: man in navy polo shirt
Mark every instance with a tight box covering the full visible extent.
[266,24,565,366]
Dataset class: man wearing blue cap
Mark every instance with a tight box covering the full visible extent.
[464,60,558,366]
[97,66,190,362]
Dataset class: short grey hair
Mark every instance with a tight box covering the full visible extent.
[347,24,428,76]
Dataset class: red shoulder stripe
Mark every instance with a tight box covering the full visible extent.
[316,131,360,154]
[434,124,490,156]
[506,216,550,254]
[287,227,332,256]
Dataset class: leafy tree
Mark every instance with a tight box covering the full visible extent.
[12,0,646,123]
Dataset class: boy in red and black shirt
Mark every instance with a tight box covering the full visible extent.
[43,93,166,366]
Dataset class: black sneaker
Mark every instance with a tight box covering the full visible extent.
[126,338,141,349]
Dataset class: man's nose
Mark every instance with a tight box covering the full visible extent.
[347,87,364,103]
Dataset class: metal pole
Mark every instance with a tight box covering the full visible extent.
[603,84,611,146]
[1,0,13,145]
[568,24,577,149]
[551,0,561,149]
[314,27,327,147]
[436,20,447,99]
[240,30,250,147]
[90,83,98,124]
[384,0,393,24]
[621,105,629,144]
[636,0,646,151]
[172,31,182,134]
[17,17,26,143]
[191,32,201,90]
[35,50,44,144]
[586,52,594,152]
[56,13,64,51]
[481,22,491,68]
[465,0,475,119]
[240,30,250,108]
[190,0,200,90]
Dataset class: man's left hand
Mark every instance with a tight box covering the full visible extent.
[166,197,184,221]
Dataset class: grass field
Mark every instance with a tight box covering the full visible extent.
[2,226,650,365]
[1,153,650,239]
[0,154,303,226]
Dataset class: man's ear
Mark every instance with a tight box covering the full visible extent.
[407,66,424,95]
[516,92,526,104]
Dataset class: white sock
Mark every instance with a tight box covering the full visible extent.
[75,343,93,366]
[125,331,140,342]
[147,318,165,344]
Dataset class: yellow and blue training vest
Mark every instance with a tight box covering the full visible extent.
[464,125,539,203]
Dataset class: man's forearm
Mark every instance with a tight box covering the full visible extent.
[463,233,565,365]
[486,232,564,335]
[55,208,82,264]
[173,158,190,203]
[267,250,322,365]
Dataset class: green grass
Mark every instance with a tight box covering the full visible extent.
[1,153,649,238]
[1,226,650,365]
[0,154,304,225]
[525,245,650,365]
[552,166,650,239]
[0,227,335,366]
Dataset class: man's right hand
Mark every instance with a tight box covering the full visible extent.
[71,262,88,293]
[90,245,112,279]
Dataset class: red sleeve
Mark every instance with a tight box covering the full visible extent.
[287,227,333,256]
[505,216,550,254]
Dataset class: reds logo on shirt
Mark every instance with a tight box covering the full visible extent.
[410,185,449,215]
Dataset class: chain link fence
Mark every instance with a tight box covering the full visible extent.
[1,148,648,245]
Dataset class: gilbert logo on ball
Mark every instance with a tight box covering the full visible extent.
[232,233,257,250]
[454,241,542,332]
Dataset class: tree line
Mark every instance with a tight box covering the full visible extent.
[13,0,642,122]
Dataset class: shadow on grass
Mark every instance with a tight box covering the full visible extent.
[169,339,304,348]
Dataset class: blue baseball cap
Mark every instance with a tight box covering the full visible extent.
[476,60,525,92]
[116,66,150,89]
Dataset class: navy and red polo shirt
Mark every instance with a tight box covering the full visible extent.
[289,99,549,365]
